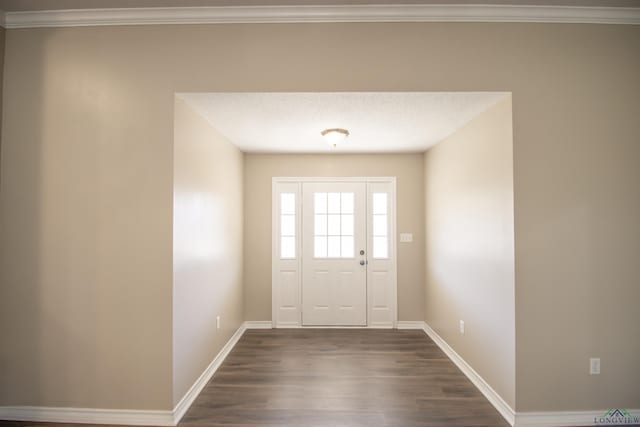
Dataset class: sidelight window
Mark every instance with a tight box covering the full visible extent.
[280,193,296,259]
[372,193,388,258]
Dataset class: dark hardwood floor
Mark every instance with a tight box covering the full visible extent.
[1,329,511,427]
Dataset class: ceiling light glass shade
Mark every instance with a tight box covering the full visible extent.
[321,128,350,146]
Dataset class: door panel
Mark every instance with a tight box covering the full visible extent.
[302,182,367,326]
[280,270,298,308]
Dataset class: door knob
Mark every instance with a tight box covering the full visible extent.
[360,260,367,266]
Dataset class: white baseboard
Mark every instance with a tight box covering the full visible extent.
[3,321,632,427]
[244,320,273,329]
[0,321,250,426]
[0,406,174,426]
[420,321,516,426]
[418,322,640,427]
[516,410,640,427]
[396,320,426,329]
[171,322,247,424]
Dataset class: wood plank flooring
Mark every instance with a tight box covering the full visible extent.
[0,329,510,427]
[181,329,510,427]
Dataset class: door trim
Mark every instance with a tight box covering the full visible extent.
[272,177,397,328]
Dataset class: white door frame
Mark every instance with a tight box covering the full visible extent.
[272,177,397,328]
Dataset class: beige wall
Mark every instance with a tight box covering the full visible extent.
[0,28,174,409]
[0,27,4,177]
[424,96,515,408]
[243,153,425,321]
[0,23,638,412]
[172,97,244,406]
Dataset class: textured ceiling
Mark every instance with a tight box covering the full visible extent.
[1,0,638,11]
[179,92,509,153]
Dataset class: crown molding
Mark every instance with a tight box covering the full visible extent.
[2,4,639,29]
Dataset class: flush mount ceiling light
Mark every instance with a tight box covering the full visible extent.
[321,128,350,147]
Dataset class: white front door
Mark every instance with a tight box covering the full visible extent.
[302,182,367,326]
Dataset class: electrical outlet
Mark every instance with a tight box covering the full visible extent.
[590,358,600,375]
[459,320,465,334]
[216,316,221,330]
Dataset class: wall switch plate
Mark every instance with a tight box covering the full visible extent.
[590,358,600,375]
[216,316,221,330]
[459,320,465,334]
[400,233,413,243]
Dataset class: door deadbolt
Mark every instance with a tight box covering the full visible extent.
[360,250,365,255]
